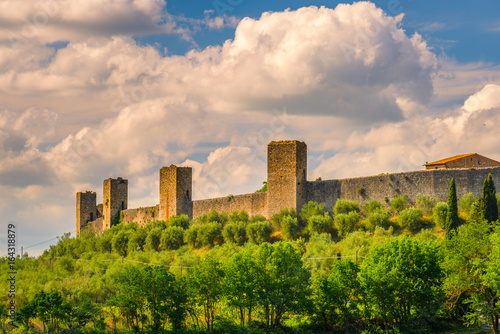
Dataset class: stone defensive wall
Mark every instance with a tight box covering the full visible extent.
[307,166,500,211]
[192,192,267,218]
[120,205,160,226]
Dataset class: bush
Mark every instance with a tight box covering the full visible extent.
[145,227,162,251]
[199,222,223,247]
[168,214,190,230]
[112,230,130,257]
[246,221,272,244]
[367,209,391,230]
[334,199,360,215]
[432,202,448,228]
[184,225,201,248]
[222,222,247,245]
[459,192,477,215]
[127,228,147,253]
[251,214,267,223]
[229,210,250,224]
[194,210,228,225]
[271,208,297,228]
[334,211,360,237]
[306,213,334,236]
[161,226,185,250]
[398,207,423,231]
[362,199,384,216]
[281,216,300,240]
[300,201,326,224]
[391,195,408,213]
[415,194,435,215]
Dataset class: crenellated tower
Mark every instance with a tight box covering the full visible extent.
[267,140,307,217]
[159,165,193,221]
[103,177,128,229]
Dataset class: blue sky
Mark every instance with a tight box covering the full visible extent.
[0,0,500,255]
[136,0,500,63]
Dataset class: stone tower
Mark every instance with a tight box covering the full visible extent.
[159,165,193,221]
[103,177,128,229]
[267,140,307,217]
[76,191,97,235]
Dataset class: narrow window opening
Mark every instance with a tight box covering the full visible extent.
[121,201,125,210]
[89,212,94,221]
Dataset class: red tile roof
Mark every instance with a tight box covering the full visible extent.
[424,153,477,166]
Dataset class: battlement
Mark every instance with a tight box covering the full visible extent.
[77,141,500,234]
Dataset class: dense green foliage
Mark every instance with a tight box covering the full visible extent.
[446,177,460,238]
[484,173,499,223]
[4,175,500,333]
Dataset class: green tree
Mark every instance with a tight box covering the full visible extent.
[391,194,408,213]
[127,228,147,253]
[246,221,272,244]
[359,237,443,331]
[334,211,360,237]
[415,194,436,215]
[185,225,202,248]
[459,192,477,216]
[255,181,267,193]
[160,226,185,250]
[483,173,499,223]
[334,199,360,215]
[362,199,384,216]
[145,227,162,251]
[446,177,460,238]
[306,213,335,236]
[222,222,247,245]
[142,266,188,331]
[270,208,298,229]
[199,222,223,247]
[398,207,423,232]
[432,201,448,228]
[312,260,360,333]
[224,249,263,326]
[168,214,191,229]
[300,201,327,224]
[257,242,310,329]
[281,215,300,240]
[188,255,224,332]
[112,230,130,257]
[470,198,486,222]
[443,220,500,333]
[109,266,146,332]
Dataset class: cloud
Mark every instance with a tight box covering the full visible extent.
[312,84,500,180]
[182,146,266,200]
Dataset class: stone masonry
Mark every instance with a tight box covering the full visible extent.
[77,140,500,234]
[103,177,128,229]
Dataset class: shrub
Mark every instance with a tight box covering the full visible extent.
[362,199,384,216]
[161,226,185,250]
[168,214,190,230]
[112,230,130,257]
[357,187,365,195]
[459,192,477,215]
[281,215,300,240]
[251,214,267,223]
[415,194,435,215]
[391,195,408,213]
[145,227,162,251]
[246,221,272,244]
[184,225,202,248]
[306,213,335,236]
[367,209,391,230]
[300,201,326,224]
[229,210,249,224]
[127,228,147,253]
[334,199,360,215]
[398,208,423,231]
[222,222,247,245]
[271,208,297,228]
[432,202,448,228]
[199,222,224,247]
[334,211,360,237]
[194,210,228,226]
[470,198,486,222]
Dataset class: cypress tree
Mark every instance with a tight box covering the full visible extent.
[446,177,459,239]
[482,173,498,223]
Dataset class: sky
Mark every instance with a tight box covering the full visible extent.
[1,0,500,256]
